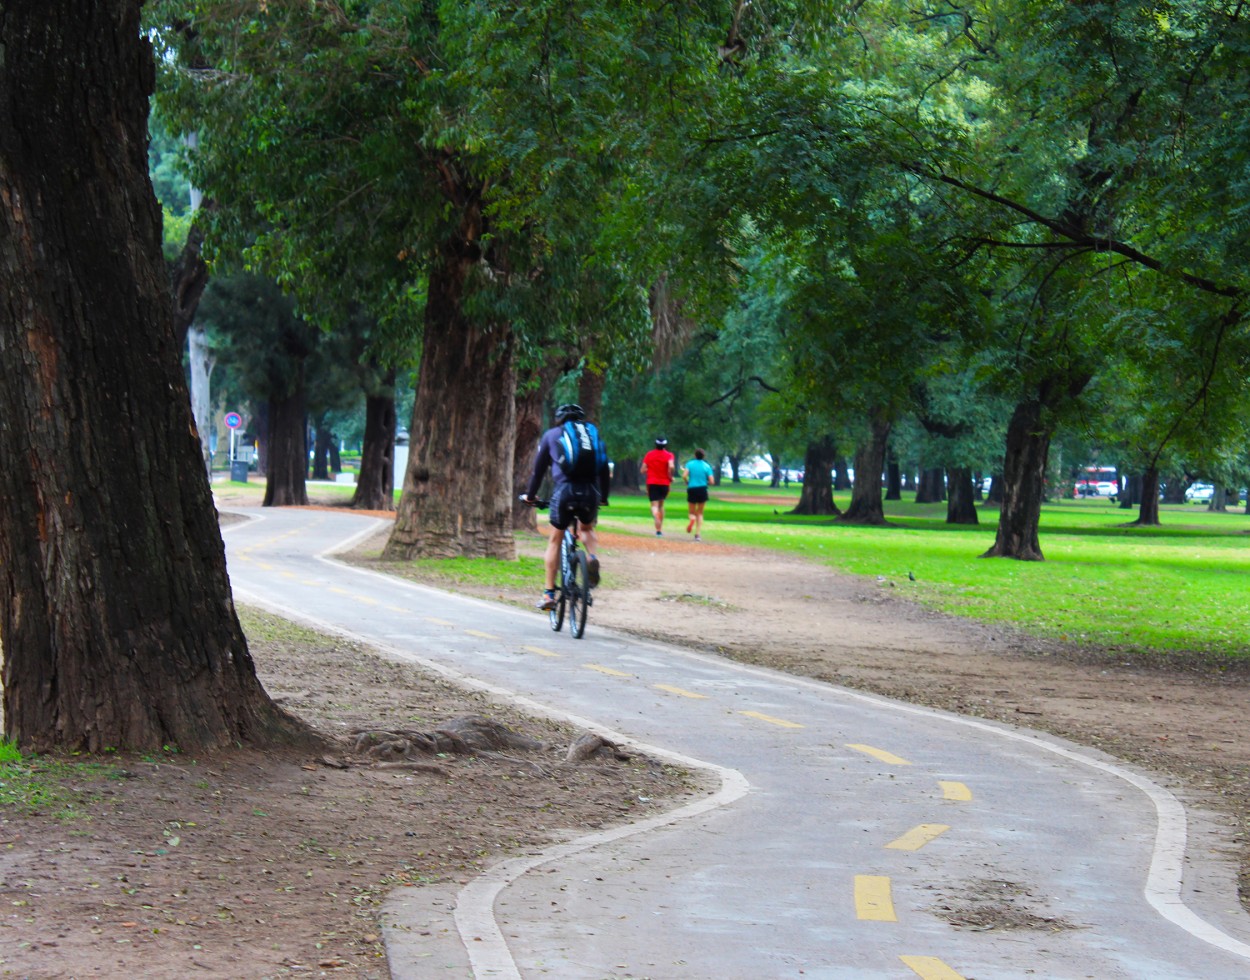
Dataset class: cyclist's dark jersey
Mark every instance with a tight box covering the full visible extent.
[526,425,611,504]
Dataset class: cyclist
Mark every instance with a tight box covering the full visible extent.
[523,404,610,610]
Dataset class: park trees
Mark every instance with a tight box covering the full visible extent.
[155,0,748,558]
[0,1,303,752]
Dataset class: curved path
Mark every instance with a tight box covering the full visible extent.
[222,507,1250,980]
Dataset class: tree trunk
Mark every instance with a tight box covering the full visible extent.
[0,1,304,752]
[945,467,979,525]
[1161,474,1186,504]
[727,454,742,483]
[984,474,1003,505]
[1119,473,1139,509]
[884,452,901,500]
[262,364,310,507]
[833,456,853,491]
[311,423,333,481]
[915,467,946,503]
[578,362,606,423]
[982,400,1051,559]
[790,437,840,515]
[1131,467,1161,526]
[513,360,564,531]
[170,220,209,351]
[386,245,517,559]
[839,413,891,525]
[187,324,215,475]
[1207,488,1230,513]
[353,369,396,512]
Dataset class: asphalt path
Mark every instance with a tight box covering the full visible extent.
[221,507,1250,980]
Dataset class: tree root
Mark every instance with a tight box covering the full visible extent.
[338,713,628,771]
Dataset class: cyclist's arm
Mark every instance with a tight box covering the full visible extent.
[525,433,554,499]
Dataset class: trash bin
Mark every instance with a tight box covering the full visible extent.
[230,460,249,482]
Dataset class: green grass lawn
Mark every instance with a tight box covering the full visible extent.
[598,483,1250,662]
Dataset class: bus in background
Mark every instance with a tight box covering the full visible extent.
[1074,465,1118,497]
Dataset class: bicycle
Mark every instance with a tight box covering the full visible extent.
[522,497,593,639]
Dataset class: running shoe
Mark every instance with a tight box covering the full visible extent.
[587,556,601,587]
[537,591,557,610]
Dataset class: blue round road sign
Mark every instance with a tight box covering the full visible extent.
[224,412,242,429]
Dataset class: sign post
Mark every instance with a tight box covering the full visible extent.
[224,411,242,463]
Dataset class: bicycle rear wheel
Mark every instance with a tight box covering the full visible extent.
[567,550,590,638]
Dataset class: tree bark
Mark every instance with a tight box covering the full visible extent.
[187,324,215,475]
[311,423,334,481]
[385,240,517,559]
[790,436,840,515]
[1130,467,1161,526]
[839,412,891,525]
[833,456,853,491]
[915,467,946,503]
[0,2,305,752]
[262,364,310,507]
[945,467,979,525]
[513,360,565,530]
[884,452,902,500]
[352,369,396,512]
[982,400,1051,559]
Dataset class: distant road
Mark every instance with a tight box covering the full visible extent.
[223,506,1250,980]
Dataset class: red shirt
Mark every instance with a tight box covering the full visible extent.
[642,449,675,486]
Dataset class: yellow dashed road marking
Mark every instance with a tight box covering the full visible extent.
[425,617,455,627]
[352,595,379,605]
[585,664,631,677]
[739,710,804,729]
[655,684,708,699]
[939,781,972,801]
[464,629,499,640]
[854,875,897,921]
[386,605,408,614]
[328,587,352,596]
[523,645,559,658]
[847,743,911,766]
[900,954,966,979]
[886,824,950,851]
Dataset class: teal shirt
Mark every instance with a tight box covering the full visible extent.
[684,458,715,489]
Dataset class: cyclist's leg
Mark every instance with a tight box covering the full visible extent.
[540,485,572,607]
[575,493,601,586]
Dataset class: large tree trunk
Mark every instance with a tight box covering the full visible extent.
[790,437,840,515]
[386,246,517,559]
[513,360,566,531]
[0,1,304,752]
[262,365,310,507]
[982,400,1051,559]
[1131,467,1161,526]
[839,413,891,525]
[945,467,979,525]
[353,369,396,512]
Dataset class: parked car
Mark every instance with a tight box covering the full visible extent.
[1186,483,1215,502]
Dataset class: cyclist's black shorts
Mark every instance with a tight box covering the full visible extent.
[550,481,599,531]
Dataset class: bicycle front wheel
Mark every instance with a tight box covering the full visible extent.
[567,550,590,638]
[549,579,566,632]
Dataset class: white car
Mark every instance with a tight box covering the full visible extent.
[1186,483,1215,502]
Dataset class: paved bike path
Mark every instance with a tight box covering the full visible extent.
[221,507,1250,980]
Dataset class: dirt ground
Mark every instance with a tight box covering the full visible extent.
[2,495,1247,979]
